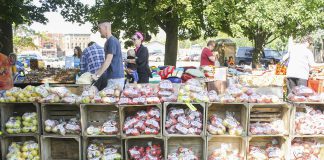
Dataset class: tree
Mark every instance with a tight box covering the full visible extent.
[86,0,218,66]
[205,0,324,66]
[0,0,87,56]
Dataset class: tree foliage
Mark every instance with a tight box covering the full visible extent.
[205,0,324,66]
[0,0,87,55]
[86,0,218,66]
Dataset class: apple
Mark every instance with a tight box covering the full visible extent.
[52,126,58,133]
[31,126,37,133]
[22,127,30,133]
[31,150,38,156]
[33,155,40,160]
[82,96,90,104]
[32,120,38,126]
[22,152,28,158]
[7,128,14,134]
[21,146,28,152]
[45,126,52,132]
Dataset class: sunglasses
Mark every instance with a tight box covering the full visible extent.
[132,38,137,41]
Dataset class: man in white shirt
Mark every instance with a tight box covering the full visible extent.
[284,36,324,93]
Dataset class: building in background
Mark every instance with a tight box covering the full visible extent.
[63,34,91,56]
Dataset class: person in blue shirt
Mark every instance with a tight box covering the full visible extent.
[91,22,124,89]
[80,42,105,74]
[73,46,82,68]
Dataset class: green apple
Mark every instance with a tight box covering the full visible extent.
[31,126,37,133]
[52,127,58,133]
[33,156,40,160]
[14,123,21,128]
[32,120,38,126]
[21,152,28,158]
[31,150,38,156]
[7,128,14,134]
[22,127,30,133]
[82,97,90,104]
[45,126,52,132]
[21,146,28,152]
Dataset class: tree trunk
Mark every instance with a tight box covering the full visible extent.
[253,34,266,68]
[163,21,179,66]
[0,20,13,56]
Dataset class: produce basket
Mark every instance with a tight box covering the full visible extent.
[82,137,122,160]
[247,136,289,160]
[163,102,205,137]
[1,135,40,160]
[41,103,81,137]
[248,103,290,136]
[41,135,81,160]
[165,137,205,160]
[206,103,248,137]
[80,104,120,137]
[206,136,246,160]
[125,137,164,160]
[0,103,41,136]
[120,104,162,139]
[291,103,324,137]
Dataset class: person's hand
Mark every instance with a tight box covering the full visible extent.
[91,74,99,81]
[126,69,134,74]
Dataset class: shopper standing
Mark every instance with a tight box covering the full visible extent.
[73,46,82,68]
[92,22,124,89]
[80,42,105,74]
[127,32,151,83]
[200,40,217,66]
[285,36,324,93]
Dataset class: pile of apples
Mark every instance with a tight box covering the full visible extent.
[248,139,283,160]
[177,79,209,103]
[0,86,42,103]
[208,144,243,160]
[128,142,163,160]
[86,120,119,136]
[165,107,203,135]
[119,84,160,105]
[207,112,243,136]
[290,138,321,160]
[87,143,122,160]
[157,80,178,102]
[6,141,40,160]
[123,107,160,136]
[44,118,81,135]
[6,112,38,134]
[81,86,121,104]
[168,147,199,160]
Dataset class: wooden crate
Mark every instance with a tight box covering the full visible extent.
[206,137,246,160]
[1,135,40,160]
[0,103,41,136]
[165,137,205,160]
[80,104,120,137]
[291,102,324,137]
[120,104,162,139]
[206,103,248,137]
[163,102,205,137]
[248,103,290,136]
[125,137,164,160]
[247,136,289,160]
[82,137,123,160]
[290,137,324,160]
[41,136,81,160]
[41,103,81,136]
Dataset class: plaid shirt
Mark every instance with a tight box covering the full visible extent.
[80,43,105,74]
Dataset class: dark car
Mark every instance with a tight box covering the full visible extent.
[235,47,281,65]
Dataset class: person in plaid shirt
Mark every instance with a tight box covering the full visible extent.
[80,41,105,74]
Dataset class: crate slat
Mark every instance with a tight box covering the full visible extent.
[41,136,81,160]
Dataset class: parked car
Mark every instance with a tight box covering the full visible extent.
[235,47,282,65]
[149,52,164,62]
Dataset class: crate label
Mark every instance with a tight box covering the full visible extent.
[186,103,197,111]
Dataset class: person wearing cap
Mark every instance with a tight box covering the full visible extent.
[285,35,324,93]
[92,22,124,89]
[127,32,151,83]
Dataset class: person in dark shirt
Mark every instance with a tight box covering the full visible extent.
[126,49,139,83]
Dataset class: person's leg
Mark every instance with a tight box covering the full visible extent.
[297,78,308,87]
[138,74,149,83]
[287,77,298,94]
[133,71,139,83]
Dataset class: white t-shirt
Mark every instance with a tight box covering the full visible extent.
[286,44,314,79]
